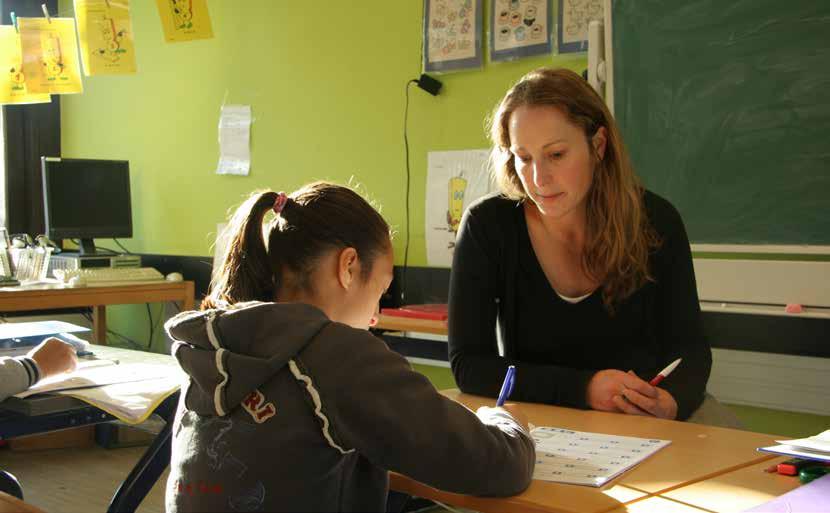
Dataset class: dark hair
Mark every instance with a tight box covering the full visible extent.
[202,181,391,310]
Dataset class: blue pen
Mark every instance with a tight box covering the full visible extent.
[496,365,516,407]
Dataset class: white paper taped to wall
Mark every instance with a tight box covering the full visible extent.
[216,104,251,176]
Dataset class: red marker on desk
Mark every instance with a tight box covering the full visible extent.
[649,358,682,386]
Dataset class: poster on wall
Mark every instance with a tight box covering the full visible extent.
[74,0,138,75]
[423,0,483,73]
[490,0,552,61]
[0,26,51,105]
[154,0,213,43]
[557,0,603,53]
[18,17,83,95]
[425,149,493,267]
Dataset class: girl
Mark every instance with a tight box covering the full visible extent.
[165,182,535,512]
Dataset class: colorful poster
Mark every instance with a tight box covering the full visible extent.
[18,17,83,95]
[490,0,552,61]
[74,0,138,75]
[154,0,213,43]
[423,0,483,73]
[557,0,603,53]
[0,26,51,105]
[425,149,493,267]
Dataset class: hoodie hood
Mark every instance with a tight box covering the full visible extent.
[164,301,330,417]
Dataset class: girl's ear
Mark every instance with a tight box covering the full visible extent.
[336,247,359,290]
[592,126,608,161]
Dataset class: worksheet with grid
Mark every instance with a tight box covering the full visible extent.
[530,427,671,486]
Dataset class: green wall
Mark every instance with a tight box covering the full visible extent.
[60,0,584,264]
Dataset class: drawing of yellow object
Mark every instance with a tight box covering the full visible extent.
[170,0,193,29]
[447,176,468,233]
[40,31,64,79]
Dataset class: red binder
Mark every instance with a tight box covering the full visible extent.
[380,303,448,321]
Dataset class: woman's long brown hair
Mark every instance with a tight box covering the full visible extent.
[488,68,660,312]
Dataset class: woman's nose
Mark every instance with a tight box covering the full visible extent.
[533,161,552,187]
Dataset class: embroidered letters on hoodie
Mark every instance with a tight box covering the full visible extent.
[241,389,276,423]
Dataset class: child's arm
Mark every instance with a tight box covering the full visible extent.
[0,356,41,401]
[299,324,536,497]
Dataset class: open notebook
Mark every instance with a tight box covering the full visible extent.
[530,427,671,487]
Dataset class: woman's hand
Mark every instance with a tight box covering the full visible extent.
[614,371,678,419]
[587,369,658,413]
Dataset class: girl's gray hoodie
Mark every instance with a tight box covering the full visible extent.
[164,301,535,513]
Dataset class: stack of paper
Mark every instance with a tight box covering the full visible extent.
[759,429,830,463]
[530,427,671,487]
[0,320,90,356]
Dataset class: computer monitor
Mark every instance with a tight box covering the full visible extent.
[41,157,132,255]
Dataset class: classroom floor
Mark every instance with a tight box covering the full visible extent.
[0,444,167,513]
[0,444,450,513]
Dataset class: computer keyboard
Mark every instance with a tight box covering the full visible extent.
[54,267,166,286]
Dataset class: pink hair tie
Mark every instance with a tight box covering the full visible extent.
[273,192,288,214]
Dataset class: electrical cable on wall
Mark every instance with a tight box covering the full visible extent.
[401,74,442,305]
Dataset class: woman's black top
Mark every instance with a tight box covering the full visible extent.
[448,191,710,420]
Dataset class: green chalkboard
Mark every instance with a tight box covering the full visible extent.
[613,0,830,245]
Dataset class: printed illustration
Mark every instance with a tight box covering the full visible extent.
[0,26,51,104]
[75,0,138,75]
[95,17,127,62]
[557,0,603,53]
[40,31,65,81]
[19,17,84,94]
[491,0,552,60]
[154,0,213,42]
[426,150,492,267]
[169,0,194,29]
[424,0,482,72]
[447,176,468,236]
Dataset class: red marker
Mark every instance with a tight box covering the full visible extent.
[649,358,682,386]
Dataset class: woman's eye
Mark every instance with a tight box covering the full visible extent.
[549,152,565,160]
[514,154,531,164]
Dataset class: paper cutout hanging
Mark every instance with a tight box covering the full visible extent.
[154,0,214,43]
[0,26,51,104]
[75,0,138,75]
[18,17,83,95]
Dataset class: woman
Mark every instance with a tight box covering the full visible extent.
[448,68,712,422]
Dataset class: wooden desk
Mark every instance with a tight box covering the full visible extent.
[374,314,448,335]
[0,491,46,513]
[390,390,782,513]
[0,282,195,344]
[659,458,802,513]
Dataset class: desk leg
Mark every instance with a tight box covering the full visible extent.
[181,281,195,311]
[107,392,179,513]
[92,306,107,345]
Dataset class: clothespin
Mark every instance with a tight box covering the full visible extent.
[41,3,51,23]
[10,12,18,32]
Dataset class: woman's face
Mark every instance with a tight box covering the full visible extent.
[508,105,605,219]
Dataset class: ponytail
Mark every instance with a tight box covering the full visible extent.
[203,191,279,309]
[203,182,391,311]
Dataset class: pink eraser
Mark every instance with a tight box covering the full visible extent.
[785,303,803,314]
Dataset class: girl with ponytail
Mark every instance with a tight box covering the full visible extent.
[165,181,536,513]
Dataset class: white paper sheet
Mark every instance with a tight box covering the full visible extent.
[425,149,493,267]
[530,426,671,486]
[216,104,251,176]
[15,362,177,398]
